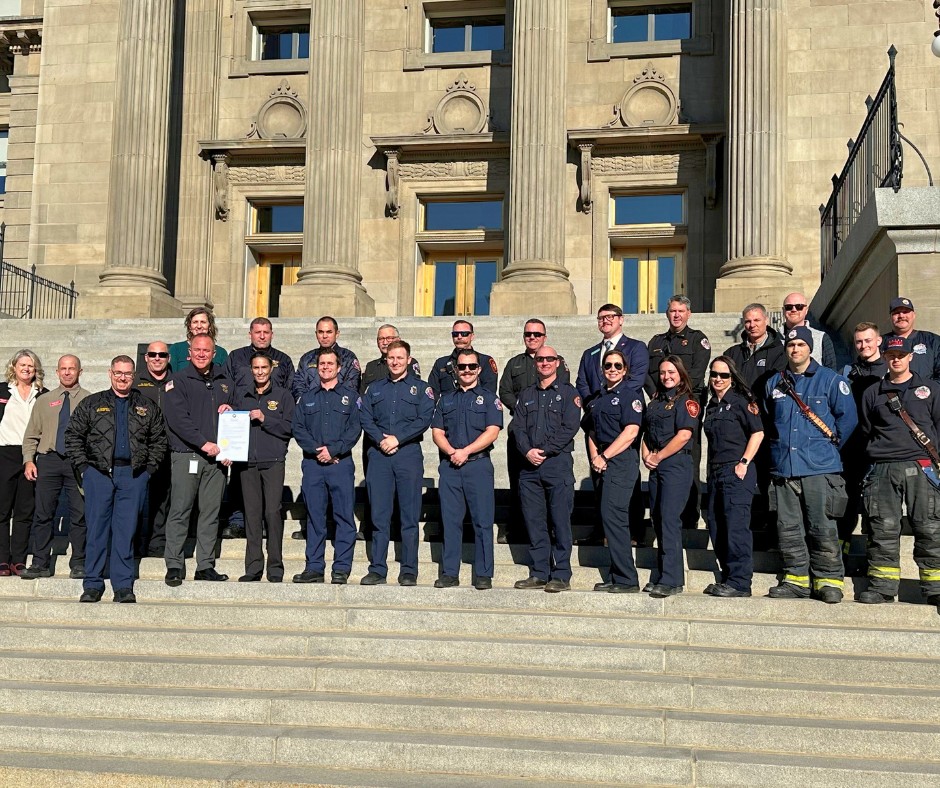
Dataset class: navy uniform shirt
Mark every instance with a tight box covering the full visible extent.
[431,384,503,459]
[224,345,295,393]
[134,369,171,411]
[237,383,295,463]
[292,344,361,400]
[293,384,362,460]
[511,379,581,457]
[860,372,940,463]
[163,363,237,458]
[498,352,570,415]
[643,389,700,452]
[584,381,644,449]
[360,373,435,450]
[361,355,421,395]
[703,390,763,465]
[881,329,940,381]
[645,326,711,399]
[430,349,498,398]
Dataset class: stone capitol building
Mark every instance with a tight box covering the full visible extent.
[0,0,936,322]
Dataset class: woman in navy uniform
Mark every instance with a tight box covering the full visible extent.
[642,356,699,597]
[584,350,645,593]
[702,356,764,597]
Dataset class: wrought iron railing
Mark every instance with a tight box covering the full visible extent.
[0,222,78,318]
[820,46,902,278]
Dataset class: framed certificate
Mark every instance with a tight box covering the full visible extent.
[217,411,251,462]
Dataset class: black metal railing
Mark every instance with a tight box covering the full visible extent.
[0,261,77,319]
[820,45,903,278]
[0,222,78,319]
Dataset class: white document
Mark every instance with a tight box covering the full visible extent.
[217,411,251,462]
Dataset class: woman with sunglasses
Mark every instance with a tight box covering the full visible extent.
[642,355,699,597]
[702,356,763,597]
[584,350,645,592]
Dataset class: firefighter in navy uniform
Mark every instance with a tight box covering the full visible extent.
[858,335,940,607]
[291,316,361,400]
[642,356,700,597]
[511,346,582,593]
[429,319,497,398]
[882,297,940,382]
[498,319,569,544]
[431,350,503,590]
[292,349,362,585]
[763,327,857,604]
[359,339,434,586]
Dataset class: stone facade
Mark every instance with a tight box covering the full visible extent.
[0,0,935,318]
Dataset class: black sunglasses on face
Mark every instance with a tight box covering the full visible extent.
[523,331,545,338]
[456,363,479,371]
[710,371,732,379]
[603,362,624,370]
[451,331,472,338]
[535,356,558,363]
[146,352,169,359]
[783,304,807,311]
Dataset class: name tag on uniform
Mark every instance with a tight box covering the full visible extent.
[189,459,199,474]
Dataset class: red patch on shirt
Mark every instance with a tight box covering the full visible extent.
[48,400,62,408]
[747,402,760,416]
[685,399,701,418]
[489,357,498,374]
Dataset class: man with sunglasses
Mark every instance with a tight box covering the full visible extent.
[133,342,172,557]
[512,347,582,592]
[498,319,569,543]
[431,350,503,589]
[782,293,837,370]
[429,320,497,399]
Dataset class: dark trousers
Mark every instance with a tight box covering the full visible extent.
[239,461,285,580]
[366,444,423,578]
[504,429,526,541]
[600,449,640,586]
[863,461,940,599]
[0,444,34,565]
[774,473,845,592]
[838,457,869,545]
[138,455,170,555]
[83,465,148,592]
[439,456,495,579]
[31,452,85,569]
[301,456,357,574]
[519,453,574,582]
[706,462,756,592]
[649,452,693,588]
[165,452,225,573]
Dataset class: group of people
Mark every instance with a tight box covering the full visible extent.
[0,294,937,609]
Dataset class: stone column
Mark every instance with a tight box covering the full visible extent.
[490,0,577,316]
[1,30,41,268]
[79,0,180,318]
[174,0,223,311]
[714,0,793,311]
[279,0,374,317]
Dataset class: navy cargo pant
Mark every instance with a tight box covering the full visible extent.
[706,461,756,593]
[863,461,940,600]
[648,452,693,588]
[773,473,845,594]
[439,455,495,579]
[600,449,640,587]
[301,456,356,575]
[366,443,423,579]
[518,453,574,582]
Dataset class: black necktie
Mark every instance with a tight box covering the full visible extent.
[55,392,70,455]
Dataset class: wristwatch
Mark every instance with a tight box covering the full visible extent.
[738,457,749,466]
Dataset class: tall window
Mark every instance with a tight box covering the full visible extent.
[0,129,8,195]
[417,198,504,316]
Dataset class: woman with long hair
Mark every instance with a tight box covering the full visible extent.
[0,350,46,575]
[642,355,699,597]
[168,307,228,371]
[702,355,763,597]
[584,350,644,593]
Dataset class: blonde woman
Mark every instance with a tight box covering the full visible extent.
[0,350,46,575]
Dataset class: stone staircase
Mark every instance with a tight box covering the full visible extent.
[0,532,937,786]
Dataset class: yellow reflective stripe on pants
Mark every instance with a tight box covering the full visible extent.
[919,568,940,582]
[813,578,845,591]
[784,574,810,588]
[869,565,901,580]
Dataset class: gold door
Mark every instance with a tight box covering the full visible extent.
[254,253,301,317]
